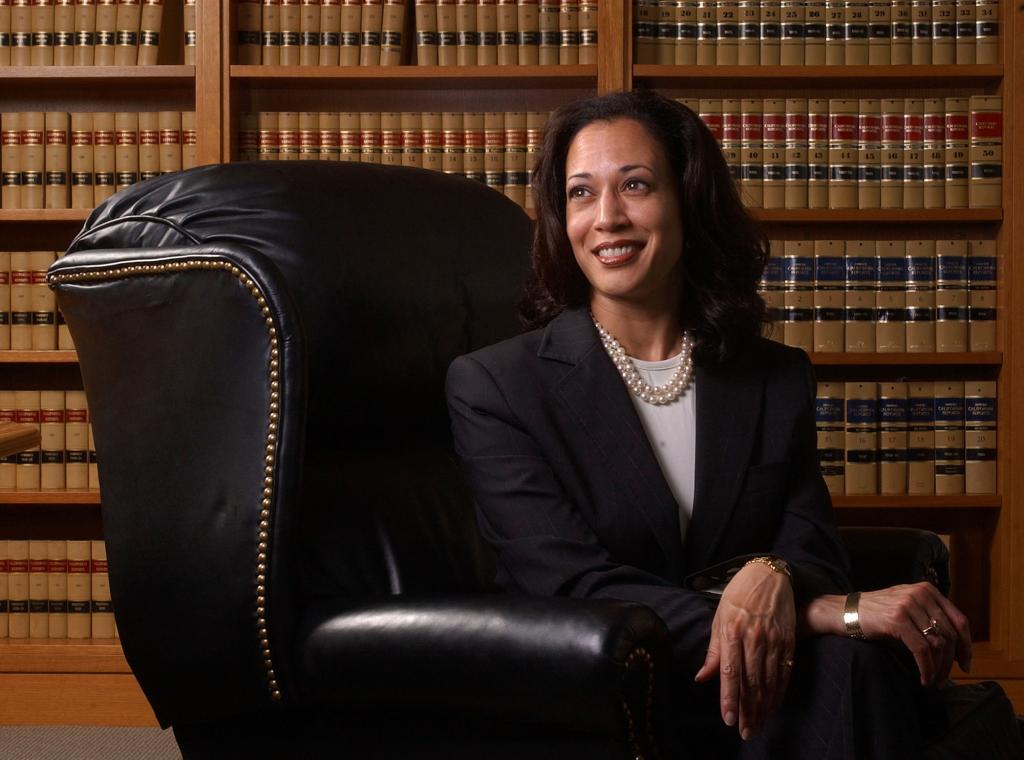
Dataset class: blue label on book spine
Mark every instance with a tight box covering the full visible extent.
[815,256,846,283]
[846,256,878,282]
[909,398,935,423]
[937,253,967,282]
[968,255,996,283]
[878,256,908,282]
[965,398,996,422]
[762,258,783,282]
[879,398,908,422]
[935,397,965,422]
[906,255,936,283]
[783,256,814,282]
[847,398,877,424]
[816,399,844,422]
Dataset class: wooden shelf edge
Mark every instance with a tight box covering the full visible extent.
[633,64,1004,81]
[0,209,91,223]
[832,494,1001,509]
[231,64,597,80]
[809,351,1003,366]
[0,639,129,674]
[0,491,101,505]
[753,209,1002,223]
[0,65,194,81]
[0,351,79,364]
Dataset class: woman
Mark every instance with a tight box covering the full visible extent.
[445,90,970,758]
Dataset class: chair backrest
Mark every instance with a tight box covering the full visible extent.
[50,161,533,727]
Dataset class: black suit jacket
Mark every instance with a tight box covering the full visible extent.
[445,307,852,675]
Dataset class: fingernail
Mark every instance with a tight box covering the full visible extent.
[724,711,736,726]
[741,729,752,741]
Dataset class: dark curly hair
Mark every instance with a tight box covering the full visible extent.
[521,89,769,367]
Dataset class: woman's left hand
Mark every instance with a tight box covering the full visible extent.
[694,562,796,741]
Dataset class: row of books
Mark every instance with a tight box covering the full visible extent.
[0,540,114,640]
[1,251,73,352]
[635,0,999,66]
[0,0,165,67]
[760,238,995,353]
[0,390,99,492]
[236,0,597,67]
[0,111,199,210]
[678,95,1002,209]
[242,110,550,208]
[815,380,996,495]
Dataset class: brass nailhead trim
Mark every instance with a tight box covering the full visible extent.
[49,257,285,702]
[621,647,660,760]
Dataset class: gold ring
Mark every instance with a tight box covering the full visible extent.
[921,620,940,637]
[782,659,795,668]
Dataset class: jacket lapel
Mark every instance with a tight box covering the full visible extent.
[540,309,686,581]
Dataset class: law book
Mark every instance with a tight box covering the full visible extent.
[180,111,196,169]
[65,390,88,489]
[0,252,9,350]
[30,0,54,66]
[30,250,57,350]
[494,0,515,62]
[237,0,262,63]
[298,111,319,159]
[113,0,140,65]
[21,111,46,210]
[974,0,995,63]
[716,0,739,62]
[10,0,29,67]
[516,0,538,63]
[257,111,278,160]
[0,540,7,638]
[503,110,526,206]
[910,0,929,62]
[46,539,67,638]
[844,0,869,63]
[782,240,813,352]
[779,0,803,64]
[524,111,544,207]
[414,0,439,63]
[759,0,780,63]
[807,98,829,209]
[537,0,557,62]
[723,99,743,189]
[138,110,159,181]
[93,0,115,64]
[868,0,890,62]
[824,0,843,62]
[857,99,880,209]
[635,0,657,62]
[91,540,115,638]
[0,393,15,488]
[740,99,763,208]
[317,0,341,64]
[400,111,422,168]
[278,110,299,159]
[954,0,974,61]
[279,0,301,64]
[891,0,911,61]
[73,0,96,65]
[922,98,944,210]
[183,0,195,63]
[55,251,73,350]
[578,0,595,61]
[903,98,924,209]
[9,253,31,350]
[359,111,381,163]
[28,540,48,638]
[483,111,505,191]
[969,95,1001,210]
[967,239,995,351]
[69,112,93,208]
[905,239,936,352]
[676,0,699,66]
[944,97,969,210]
[907,383,935,494]
[381,0,405,64]
[378,111,401,166]
[8,540,29,638]
[760,239,784,341]
[113,111,138,192]
[359,0,383,64]
[845,240,876,352]
[420,111,442,171]
[441,110,463,174]
[737,0,759,63]
[436,0,458,63]
[340,0,361,64]
[54,0,74,65]
[262,0,281,64]
[66,540,90,638]
[784,98,808,209]
[964,380,996,494]
[558,0,577,63]
[874,240,906,352]
[828,98,857,210]
[805,0,826,61]
[878,382,908,494]
[931,0,954,62]
[877,99,903,209]
[316,112,338,161]
[87,422,98,489]
[935,238,967,352]
[934,381,964,495]
[656,0,674,62]
[1,113,20,209]
[0,0,10,66]
[300,0,321,65]
[816,381,845,495]
[157,110,180,174]
[845,382,878,495]
[463,111,484,180]
[696,0,715,63]
[813,239,845,351]
[762,99,786,209]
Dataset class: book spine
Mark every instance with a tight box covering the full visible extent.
[516,0,537,63]
[740,98,763,208]
[463,111,484,180]
[636,0,657,62]
[70,112,93,209]
[656,0,674,62]
[891,0,911,61]
[14,390,41,489]
[967,238,996,351]
[359,0,383,64]
[813,239,845,351]
[0,252,9,350]
[557,0,577,63]
[910,0,929,63]
[181,111,196,169]
[503,110,526,206]
[762,98,786,209]
[441,110,463,173]
[296,111,317,159]
[339,0,361,64]
[737,0,759,63]
[845,381,878,495]
[782,239,814,352]
[10,252,31,350]
[780,0,803,64]
[47,539,67,638]
[578,0,594,61]
[278,110,298,158]
[0,540,7,638]
[21,111,45,210]
[11,0,30,67]
[137,110,159,181]
[257,111,279,160]
[816,382,846,495]
[934,381,965,494]
[968,94,1001,209]
[65,390,89,489]
[56,250,73,348]
[845,240,877,352]
[1,113,21,209]
[91,540,115,638]
[381,0,405,64]
[136,0,159,63]
[113,0,139,65]
[875,240,907,352]
[932,0,954,62]
[944,96,969,210]
[922,97,944,209]
[857,98,881,209]
[262,0,281,65]
[696,0,716,63]
[905,239,936,352]
[784,97,807,209]
[8,540,29,638]
[415,0,439,64]
[974,0,995,63]
[717,0,739,62]
[714,98,740,187]
[319,0,341,65]
[0,392,15,487]
[964,380,996,493]
[420,110,442,170]
[935,238,967,352]
[824,0,843,62]
[93,0,114,64]
[494,0,515,63]
[157,109,180,173]
[238,0,262,63]
[827,98,857,210]
[524,110,546,209]
[359,111,381,163]
[54,0,75,66]
[954,0,974,62]
[805,0,826,60]
[300,0,321,65]
[74,0,96,66]
[760,239,784,340]
[379,111,402,166]
[28,540,48,638]
[760,0,781,63]
[0,1,10,67]
[880,98,903,209]
[400,111,422,167]
[66,540,90,638]
[844,0,869,63]
[868,0,891,62]
[537,0,556,62]
[483,111,504,191]
[39,389,65,489]
[113,111,138,191]
[903,97,923,209]
[280,0,301,64]
[30,0,54,67]
[44,111,68,210]
[878,382,908,494]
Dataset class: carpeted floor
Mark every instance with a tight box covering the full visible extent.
[0,726,181,759]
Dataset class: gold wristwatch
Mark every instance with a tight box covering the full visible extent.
[745,556,792,578]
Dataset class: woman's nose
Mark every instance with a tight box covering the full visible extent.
[595,189,628,230]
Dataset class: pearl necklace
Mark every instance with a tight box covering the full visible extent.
[592,316,695,406]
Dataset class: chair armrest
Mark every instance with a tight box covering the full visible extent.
[297,594,668,742]
[839,527,951,595]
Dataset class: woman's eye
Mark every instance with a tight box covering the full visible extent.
[624,178,648,192]
[567,186,589,199]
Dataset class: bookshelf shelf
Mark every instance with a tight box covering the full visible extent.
[0,65,194,83]
[753,209,1002,223]
[231,64,598,90]
[0,352,80,365]
[809,352,1002,367]
[0,640,129,674]
[633,64,1004,88]
[832,494,1001,509]
[0,210,91,223]
[0,491,101,506]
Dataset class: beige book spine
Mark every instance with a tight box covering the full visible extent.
[878,382,908,494]
[87,422,98,490]
[779,0,803,64]
[905,239,936,352]
[931,0,954,62]
[0,1,10,66]
[66,540,90,638]
[740,98,763,208]
[463,111,484,181]
[421,111,442,170]
[524,110,546,209]
[695,0,715,64]
[2,113,21,209]
[483,111,505,192]
[415,0,439,64]
[277,110,298,159]
[55,249,73,350]
[181,111,196,169]
[503,110,526,206]
[441,110,463,173]
[824,0,843,63]
[65,390,89,489]
[435,0,457,63]
[359,111,381,163]
[760,239,783,341]
[158,110,181,173]
[44,111,69,210]
[337,111,358,162]
[875,240,906,352]
[454,0,475,63]
[400,111,423,167]
[298,111,319,159]
[578,0,595,61]
[183,0,196,62]
[737,0,759,64]
[720,99,741,194]
[93,0,115,64]
[339,0,361,65]
[0,540,7,638]
[857,98,880,209]
[70,112,94,208]
[891,0,911,61]
[538,0,560,62]
[845,381,878,495]
[90,540,115,638]
[968,95,1001,209]
[10,253,31,350]
[782,240,813,352]
[844,241,876,352]
[113,0,140,65]
[715,0,738,63]
[0,392,16,488]
[954,0,974,62]
[944,96,969,210]
[46,539,67,638]
[967,239,995,351]
[922,97,944,209]
[10,0,30,67]
[844,0,869,63]
[8,541,29,638]
[910,0,929,63]
[762,99,785,209]
[880,98,903,209]
[0,251,9,350]
[656,0,674,63]
[974,0,995,63]
[784,98,807,209]
[54,0,75,66]
[359,0,383,65]
[964,380,996,494]
[319,0,342,65]
[30,0,54,67]
[516,0,537,63]
[28,540,48,638]
[805,0,826,61]
[827,98,857,210]
[137,110,159,181]
[813,239,844,351]
[476,0,497,63]
[380,111,403,166]
[280,0,302,65]
[903,98,924,209]
[74,0,96,66]
[868,0,890,62]
[934,381,964,495]
[381,0,405,64]
[21,111,46,210]
[262,0,281,65]
[300,0,321,65]
[935,238,967,352]
[558,0,577,63]
[817,382,845,495]
[495,0,516,64]
[30,250,56,350]
[238,0,263,64]
[113,111,138,191]
[760,0,781,63]
[635,0,657,63]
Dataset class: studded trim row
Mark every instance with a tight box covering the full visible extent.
[621,647,660,760]
[49,258,284,702]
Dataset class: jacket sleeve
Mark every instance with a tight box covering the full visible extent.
[446,353,716,676]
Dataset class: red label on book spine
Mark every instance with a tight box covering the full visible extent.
[65,410,88,422]
[701,114,724,142]
[8,560,29,573]
[29,559,47,573]
[763,115,786,142]
[723,113,741,142]
[67,560,90,573]
[881,115,903,143]
[944,114,969,142]
[858,114,882,143]
[139,130,159,145]
[830,115,857,142]
[923,115,944,143]
[808,114,829,142]
[786,113,808,142]
[15,410,40,423]
[904,115,924,143]
[94,132,115,146]
[47,559,68,572]
[20,131,43,146]
[91,560,109,573]
[116,130,138,146]
[1,131,19,147]
[741,114,763,142]
[46,130,68,145]
[971,112,1002,140]
[71,131,93,146]
[41,410,65,423]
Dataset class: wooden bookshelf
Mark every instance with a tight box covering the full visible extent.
[633,64,1004,88]
[808,352,1002,367]
[752,209,1003,223]
[832,494,1002,509]
[0,353,80,365]
[0,491,101,506]
[0,639,129,674]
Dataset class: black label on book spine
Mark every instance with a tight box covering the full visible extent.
[761,22,782,37]
[261,31,281,46]
[805,23,826,37]
[280,31,300,46]
[857,165,882,181]
[116,31,139,45]
[976,20,997,35]
[936,306,966,320]
[969,306,995,321]
[497,31,518,44]
[880,450,908,462]
[971,164,1002,179]
[876,307,907,322]
[935,463,965,475]
[908,448,934,461]
[819,449,845,463]
[814,306,846,321]
[68,601,89,614]
[91,600,113,613]
[845,307,876,321]
[55,32,74,46]
[300,32,319,45]
[965,448,997,461]
[913,22,932,37]
[847,449,877,463]
[49,601,68,613]
[29,600,48,613]
[96,31,116,45]
[870,23,891,37]
[417,31,439,44]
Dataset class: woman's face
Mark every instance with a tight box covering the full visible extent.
[564,117,684,312]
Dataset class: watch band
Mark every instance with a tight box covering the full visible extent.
[744,556,792,578]
[844,591,866,639]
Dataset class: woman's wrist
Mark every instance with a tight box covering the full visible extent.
[799,594,847,637]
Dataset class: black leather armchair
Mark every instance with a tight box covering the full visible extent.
[48,161,1015,759]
